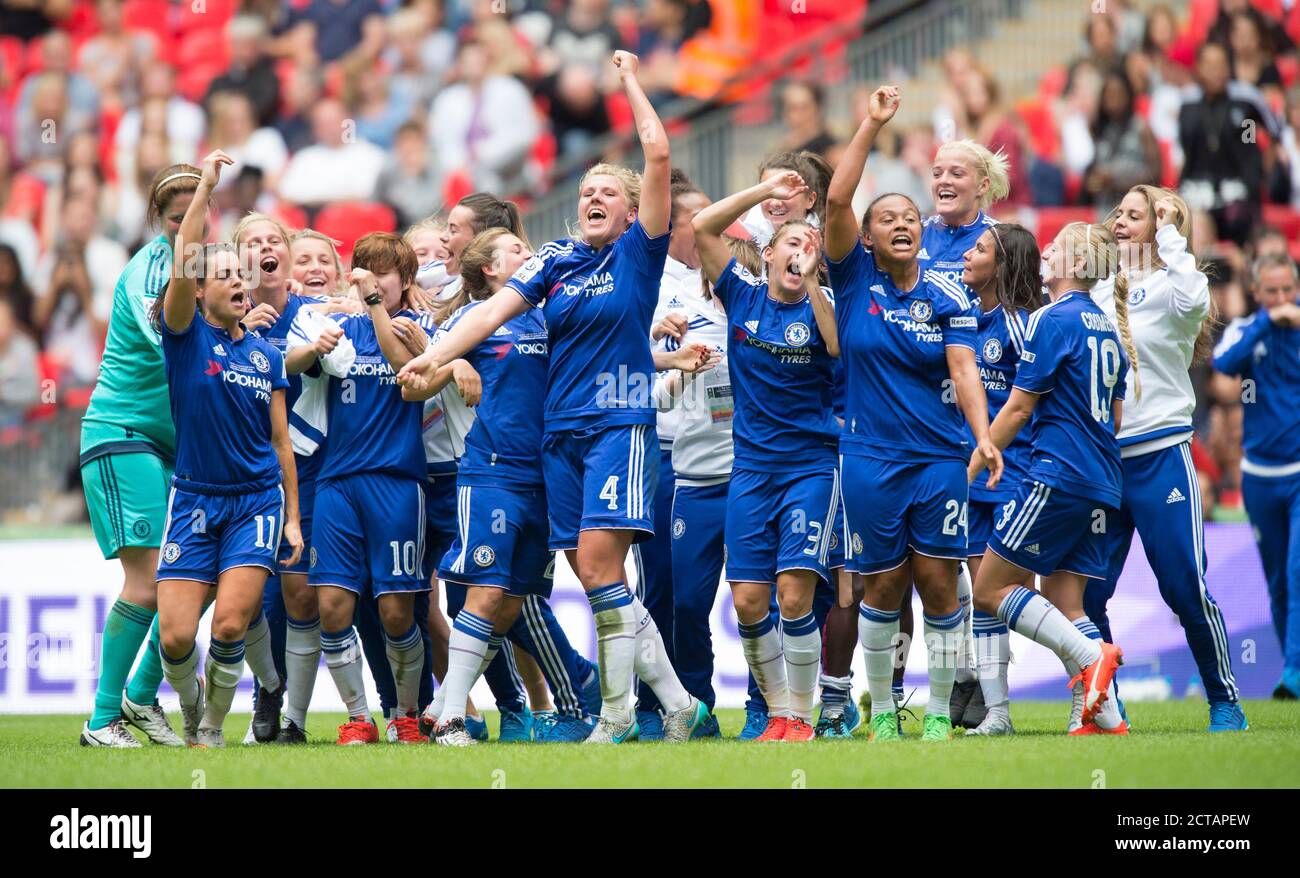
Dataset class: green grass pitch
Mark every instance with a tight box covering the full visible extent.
[2,701,1297,788]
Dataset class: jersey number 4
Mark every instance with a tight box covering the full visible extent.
[600,476,619,511]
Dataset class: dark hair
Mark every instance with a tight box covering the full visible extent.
[860,191,921,236]
[986,223,1044,318]
[144,163,202,234]
[784,80,825,111]
[456,192,527,247]
[757,150,832,220]
[1141,4,1176,55]
[148,242,240,328]
[669,167,705,220]
[0,243,37,336]
[1090,67,1136,139]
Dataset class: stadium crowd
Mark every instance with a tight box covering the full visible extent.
[0,0,1297,526]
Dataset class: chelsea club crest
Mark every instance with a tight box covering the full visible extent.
[908,300,933,323]
[784,322,810,346]
[982,337,1003,364]
[250,350,270,373]
[1129,287,1146,306]
[473,546,496,567]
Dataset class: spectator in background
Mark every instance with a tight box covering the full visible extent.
[1084,11,1123,71]
[1180,41,1280,246]
[1059,60,1103,182]
[0,299,41,430]
[206,90,288,191]
[77,0,157,111]
[374,121,441,228]
[385,5,456,112]
[217,166,271,241]
[1282,86,1300,211]
[637,0,694,105]
[40,131,106,252]
[956,67,1030,204]
[277,98,386,209]
[1103,0,1146,55]
[32,194,127,388]
[288,0,385,64]
[842,84,932,216]
[204,14,282,128]
[461,0,534,80]
[275,65,325,154]
[1227,11,1284,104]
[16,29,99,124]
[112,64,205,184]
[14,74,93,184]
[541,0,623,75]
[106,131,170,249]
[0,144,41,283]
[535,62,610,160]
[1084,68,1162,212]
[430,39,539,195]
[0,244,38,341]
[342,58,414,150]
[779,81,837,158]
[1207,0,1295,59]
[1141,5,1195,171]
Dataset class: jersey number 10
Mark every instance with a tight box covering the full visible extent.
[1086,337,1121,424]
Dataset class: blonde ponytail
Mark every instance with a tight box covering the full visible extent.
[1111,268,1142,400]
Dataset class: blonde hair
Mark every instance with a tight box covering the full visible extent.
[934,139,1011,209]
[578,163,642,212]
[703,237,762,301]
[1059,221,1141,399]
[435,227,514,324]
[1104,184,1217,366]
[233,211,294,247]
[403,216,445,247]
[290,228,346,296]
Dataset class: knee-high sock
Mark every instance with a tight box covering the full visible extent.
[738,614,789,718]
[437,612,492,724]
[160,642,199,708]
[385,622,424,716]
[90,599,155,729]
[243,610,281,693]
[924,606,964,718]
[973,611,1010,712]
[859,602,901,716]
[429,629,501,722]
[201,637,245,731]
[997,587,1100,671]
[780,611,821,721]
[588,583,636,725]
[630,594,690,714]
[283,615,320,728]
[954,564,976,684]
[321,626,369,720]
[123,614,166,707]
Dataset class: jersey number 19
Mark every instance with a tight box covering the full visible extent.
[1086,337,1121,424]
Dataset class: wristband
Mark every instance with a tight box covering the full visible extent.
[364,292,382,306]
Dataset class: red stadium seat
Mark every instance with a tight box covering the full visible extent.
[271,203,308,232]
[1017,97,1060,162]
[441,171,473,214]
[176,62,223,102]
[122,0,173,42]
[605,92,633,135]
[178,0,237,33]
[1033,207,1097,248]
[1263,204,1300,239]
[0,36,26,85]
[1037,65,1067,101]
[1279,55,1299,90]
[178,27,230,71]
[313,202,397,262]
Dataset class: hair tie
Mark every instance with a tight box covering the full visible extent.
[153,172,201,194]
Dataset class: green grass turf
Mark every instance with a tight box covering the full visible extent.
[2,700,1297,789]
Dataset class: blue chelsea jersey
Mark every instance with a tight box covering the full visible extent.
[1014,292,1129,508]
[162,313,288,494]
[253,292,327,481]
[970,304,1034,501]
[317,310,431,483]
[506,220,667,432]
[441,299,549,487]
[919,212,998,297]
[711,258,838,473]
[1212,306,1300,468]
[827,243,979,463]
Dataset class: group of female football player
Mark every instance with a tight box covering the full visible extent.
[77,54,1249,750]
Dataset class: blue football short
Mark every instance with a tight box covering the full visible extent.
[423,472,459,576]
[988,479,1111,579]
[966,496,1015,557]
[277,476,315,575]
[840,453,968,575]
[309,472,429,596]
[157,484,284,583]
[724,464,840,585]
[541,423,658,551]
[439,482,554,598]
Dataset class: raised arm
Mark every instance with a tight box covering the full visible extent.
[1212,312,1273,377]
[1153,197,1209,321]
[165,150,231,333]
[396,291,532,392]
[693,172,809,283]
[825,87,899,261]
[615,51,670,237]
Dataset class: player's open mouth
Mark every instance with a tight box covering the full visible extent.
[890,233,913,247]
[784,261,802,282]
[303,275,328,290]
[259,256,279,275]
[767,203,789,218]
[937,188,957,206]
[586,207,606,224]
[230,291,245,307]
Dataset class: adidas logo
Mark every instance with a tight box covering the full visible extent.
[744,320,759,334]
[212,344,226,356]
[1023,543,1041,556]
[918,248,930,260]
[870,284,885,294]
[491,326,512,336]
[1166,488,1187,504]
